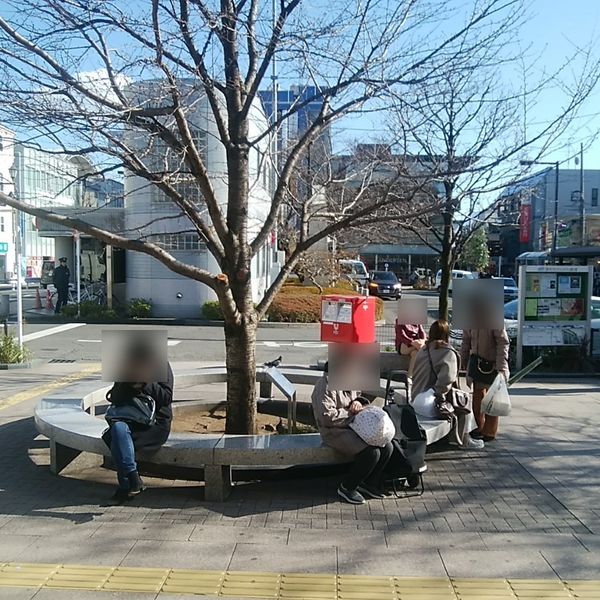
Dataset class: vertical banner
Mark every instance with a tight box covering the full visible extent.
[519,203,532,243]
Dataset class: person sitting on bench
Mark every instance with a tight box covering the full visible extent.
[311,362,392,506]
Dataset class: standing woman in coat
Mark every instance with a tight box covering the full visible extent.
[103,356,174,502]
[460,328,510,442]
[311,363,393,505]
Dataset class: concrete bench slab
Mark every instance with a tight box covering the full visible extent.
[34,366,454,501]
[213,433,348,466]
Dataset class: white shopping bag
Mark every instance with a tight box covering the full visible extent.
[411,388,439,419]
[481,374,511,417]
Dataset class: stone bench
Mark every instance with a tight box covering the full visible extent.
[34,366,452,501]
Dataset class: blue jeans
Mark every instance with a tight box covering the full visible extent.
[110,421,137,489]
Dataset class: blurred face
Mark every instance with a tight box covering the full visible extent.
[102,329,168,382]
[452,279,504,330]
[328,342,380,391]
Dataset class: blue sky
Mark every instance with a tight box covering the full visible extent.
[520,0,600,168]
[2,0,600,172]
[332,0,600,170]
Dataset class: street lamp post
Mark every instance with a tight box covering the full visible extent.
[520,160,560,256]
[7,165,23,349]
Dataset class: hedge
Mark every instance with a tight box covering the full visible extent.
[201,286,384,323]
[267,286,384,323]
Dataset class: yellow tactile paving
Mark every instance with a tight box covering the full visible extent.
[1,562,600,598]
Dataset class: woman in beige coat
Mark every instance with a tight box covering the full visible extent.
[460,328,510,441]
[411,320,482,450]
[311,363,393,505]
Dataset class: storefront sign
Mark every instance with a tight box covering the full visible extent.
[519,204,532,243]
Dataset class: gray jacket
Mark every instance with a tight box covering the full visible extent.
[311,375,368,457]
[411,341,459,399]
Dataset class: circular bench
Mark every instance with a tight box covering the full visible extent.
[34,366,451,501]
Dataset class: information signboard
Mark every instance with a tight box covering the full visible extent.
[516,265,592,368]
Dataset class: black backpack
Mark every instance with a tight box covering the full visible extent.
[382,404,427,493]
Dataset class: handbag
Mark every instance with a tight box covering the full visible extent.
[481,373,512,417]
[105,391,156,427]
[426,345,471,420]
[349,406,396,447]
[467,354,497,386]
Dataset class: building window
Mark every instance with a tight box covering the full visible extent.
[146,233,205,251]
[0,216,4,233]
[592,188,598,207]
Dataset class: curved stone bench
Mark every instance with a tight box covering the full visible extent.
[34,366,451,501]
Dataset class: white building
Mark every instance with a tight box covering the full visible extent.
[12,144,83,279]
[125,81,281,317]
[0,125,16,282]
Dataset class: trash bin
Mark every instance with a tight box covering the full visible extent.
[0,295,8,319]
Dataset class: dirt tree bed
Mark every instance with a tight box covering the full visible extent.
[171,405,283,435]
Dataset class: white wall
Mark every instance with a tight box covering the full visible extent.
[123,80,279,317]
[0,126,16,281]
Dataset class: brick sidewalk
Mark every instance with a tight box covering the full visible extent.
[0,369,599,598]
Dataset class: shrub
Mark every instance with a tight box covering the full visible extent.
[267,286,384,322]
[202,300,224,320]
[128,297,152,318]
[60,302,118,321]
[0,335,31,364]
[267,294,321,322]
[413,278,431,290]
[60,304,78,318]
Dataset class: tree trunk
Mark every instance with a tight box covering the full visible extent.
[224,315,258,434]
[438,210,454,321]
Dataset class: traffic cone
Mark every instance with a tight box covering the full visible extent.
[34,288,42,309]
[45,289,54,311]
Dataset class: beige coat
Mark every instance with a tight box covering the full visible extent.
[310,375,368,456]
[460,329,510,374]
[411,341,459,399]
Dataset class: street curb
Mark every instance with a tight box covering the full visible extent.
[0,358,45,370]
[23,315,323,328]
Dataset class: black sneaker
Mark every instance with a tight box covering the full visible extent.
[111,488,131,503]
[127,471,146,495]
[357,484,386,500]
[337,485,366,505]
[470,429,484,440]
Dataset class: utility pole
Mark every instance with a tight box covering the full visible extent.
[580,143,585,246]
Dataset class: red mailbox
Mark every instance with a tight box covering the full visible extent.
[320,295,376,343]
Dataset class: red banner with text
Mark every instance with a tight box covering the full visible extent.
[519,204,532,243]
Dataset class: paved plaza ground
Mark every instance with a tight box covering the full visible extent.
[0,360,600,599]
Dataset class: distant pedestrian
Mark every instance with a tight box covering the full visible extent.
[52,257,70,314]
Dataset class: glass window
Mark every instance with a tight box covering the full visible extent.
[0,216,4,233]
[592,188,598,207]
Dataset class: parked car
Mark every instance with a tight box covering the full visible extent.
[494,276,518,302]
[368,271,402,299]
[339,259,369,288]
[434,269,477,292]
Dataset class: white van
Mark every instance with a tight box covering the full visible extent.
[339,259,369,287]
[434,269,477,292]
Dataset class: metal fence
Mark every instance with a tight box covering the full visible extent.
[376,324,396,350]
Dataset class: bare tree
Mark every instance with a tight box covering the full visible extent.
[385,3,600,320]
[0,0,573,433]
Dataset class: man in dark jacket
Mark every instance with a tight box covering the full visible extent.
[102,361,174,502]
[52,257,70,314]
